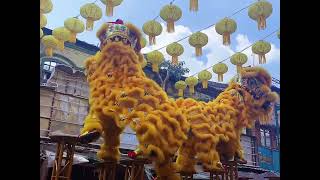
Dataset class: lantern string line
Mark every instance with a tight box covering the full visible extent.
[146,1,256,53]
[188,28,279,78]
[153,0,178,20]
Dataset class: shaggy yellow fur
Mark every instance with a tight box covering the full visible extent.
[81,22,278,179]
[175,67,278,173]
[82,23,188,180]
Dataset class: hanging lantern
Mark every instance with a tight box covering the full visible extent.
[277,30,280,39]
[100,0,123,17]
[175,81,187,97]
[215,18,237,46]
[64,17,85,43]
[52,27,71,51]
[166,42,184,65]
[160,4,182,33]
[248,0,273,30]
[80,3,102,31]
[230,53,248,73]
[142,20,163,45]
[189,32,208,56]
[40,14,47,28]
[252,40,271,64]
[141,58,147,68]
[41,35,58,57]
[146,50,164,72]
[40,0,53,16]
[212,63,228,82]
[189,0,199,12]
[198,70,212,89]
[185,77,198,95]
[40,29,43,38]
[140,37,147,49]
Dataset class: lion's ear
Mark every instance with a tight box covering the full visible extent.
[96,23,109,42]
[125,23,142,51]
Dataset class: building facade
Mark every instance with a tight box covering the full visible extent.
[40,27,280,176]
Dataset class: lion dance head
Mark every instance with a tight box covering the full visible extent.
[232,66,279,127]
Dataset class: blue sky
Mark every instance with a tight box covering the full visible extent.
[46,0,280,85]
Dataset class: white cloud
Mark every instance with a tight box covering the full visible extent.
[141,24,280,84]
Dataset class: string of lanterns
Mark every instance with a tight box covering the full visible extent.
[187,29,278,86]
[40,0,279,91]
[40,0,124,57]
[173,29,278,97]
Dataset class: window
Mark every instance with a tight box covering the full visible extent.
[260,129,271,148]
[265,130,271,147]
[260,129,265,146]
[41,61,57,82]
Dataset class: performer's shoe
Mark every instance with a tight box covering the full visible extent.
[78,130,101,144]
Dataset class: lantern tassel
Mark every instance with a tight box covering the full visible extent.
[262,54,266,64]
[148,36,153,45]
[189,86,195,94]
[190,0,198,12]
[195,47,202,56]
[236,65,242,74]
[223,33,231,46]
[57,40,65,51]
[149,36,156,45]
[218,74,223,82]
[152,64,159,72]
[258,15,266,30]
[202,80,208,89]
[45,48,53,57]
[106,0,114,17]
[69,32,77,43]
[153,36,156,45]
[167,20,175,33]
[172,56,178,65]
[178,89,184,97]
[86,18,94,31]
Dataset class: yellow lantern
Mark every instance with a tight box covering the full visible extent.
[52,27,71,51]
[189,32,208,56]
[166,42,184,65]
[215,18,237,46]
[252,40,271,64]
[41,35,58,57]
[248,0,273,30]
[175,81,187,97]
[40,29,43,38]
[185,77,198,94]
[140,37,147,49]
[230,52,248,73]
[212,63,228,82]
[198,70,212,89]
[40,0,53,16]
[64,17,85,43]
[146,51,164,72]
[160,4,182,33]
[277,31,280,39]
[40,14,47,28]
[100,0,123,17]
[189,0,199,12]
[142,20,163,45]
[80,3,102,31]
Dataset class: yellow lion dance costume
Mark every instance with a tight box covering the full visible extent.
[80,20,278,179]
[175,67,278,173]
[80,20,189,180]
